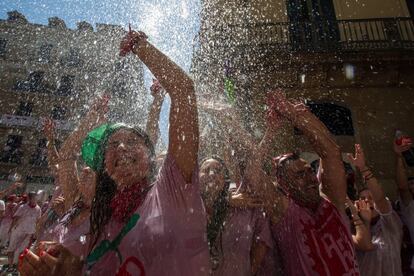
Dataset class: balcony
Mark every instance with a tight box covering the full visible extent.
[0,114,37,127]
[197,17,414,53]
[0,114,73,131]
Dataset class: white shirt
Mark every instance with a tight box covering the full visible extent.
[0,200,5,212]
[13,203,41,234]
[357,201,403,276]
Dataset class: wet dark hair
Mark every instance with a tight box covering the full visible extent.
[89,126,155,250]
[200,156,231,256]
[28,191,37,200]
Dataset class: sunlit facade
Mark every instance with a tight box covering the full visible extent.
[0,11,146,192]
[192,0,414,197]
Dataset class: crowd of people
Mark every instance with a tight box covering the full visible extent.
[0,28,412,276]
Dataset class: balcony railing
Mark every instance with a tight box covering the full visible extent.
[198,17,414,53]
[0,114,37,127]
[0,114,73,130]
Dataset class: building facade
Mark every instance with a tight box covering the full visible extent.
[192,0,414,198]
[0,11,146,193]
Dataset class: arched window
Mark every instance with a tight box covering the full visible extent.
[307,102,354,136]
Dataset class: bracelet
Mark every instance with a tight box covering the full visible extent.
[354,222,364,227]
[360,167,371,174]
[364,173,375,182]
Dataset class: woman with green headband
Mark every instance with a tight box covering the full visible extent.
[19,29,209,276]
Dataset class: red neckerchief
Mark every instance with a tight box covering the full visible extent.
[110,181,148,223]
[28,203,37,208]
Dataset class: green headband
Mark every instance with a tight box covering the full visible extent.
[81,123,126,171]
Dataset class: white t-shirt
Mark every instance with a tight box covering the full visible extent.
[0,200,5,212]
[399,199,414,270]
[13,203,41,234]
[357,201,403,276]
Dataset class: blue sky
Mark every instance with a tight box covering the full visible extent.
[0,0,201,147]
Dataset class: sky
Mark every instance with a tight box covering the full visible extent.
[0,0,201,147]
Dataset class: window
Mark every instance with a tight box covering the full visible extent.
[39,44,53,63]
[30,139,48,167]
[0,135,23,164]
[56,75,74,96]
[61,48,82,67]
[15,101,33,116]
[51,106,66,120]
[14,71,45,92]
[307,102,354,136]
[26,175,54,184]
[0,38,7,57]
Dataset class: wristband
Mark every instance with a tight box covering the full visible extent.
[360,167,371,174]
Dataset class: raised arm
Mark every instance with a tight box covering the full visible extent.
[394,139,413,206]
[42,118,60,177]
[56,96,108,210]
[124,31,198,182]
[348,144,391,214]
[145,79,166,147]
[273,92,347,212]
[347,199,374,251]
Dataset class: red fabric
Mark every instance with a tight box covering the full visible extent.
[300,202,359,275]
[116,256,146,276]
[110,182,147,223]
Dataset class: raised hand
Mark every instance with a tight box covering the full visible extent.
[150,79,166,99]
[50,196,65,216]
[356,200,372,225]
[347,144,367,170]
[393,138,412,157]
[119,28,148,57]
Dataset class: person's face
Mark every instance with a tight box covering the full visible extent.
[279,158,321,208]
[77,167,97,204]
[29,195,37,205]
[359,189,379,219]
[104,129,152,190]
[199,159,226,202]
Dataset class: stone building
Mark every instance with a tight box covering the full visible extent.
[192,0,414,198]
[0,11,146,193]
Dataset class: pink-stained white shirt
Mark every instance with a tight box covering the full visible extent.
[13,204,41,235]
[86,154,210,275]
[357,202,403,276]
[272,198,359,276]
[212,208,273,276]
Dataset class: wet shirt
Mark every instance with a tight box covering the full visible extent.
[3,202,17,220]
[357,202,403,276]
[272,198,359,276]
[86,154,210,276]
[51,211,90,258]
[212,208,273,276]
[13,203,41,235]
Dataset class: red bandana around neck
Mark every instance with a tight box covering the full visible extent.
[110,181,148,223]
